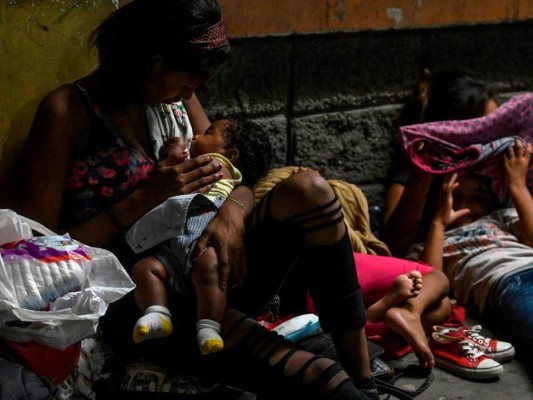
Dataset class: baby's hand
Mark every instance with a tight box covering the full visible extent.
[504,139,532,189]
[158,137,189,167]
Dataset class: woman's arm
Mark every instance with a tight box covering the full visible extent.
[17,86,222,247]
[17,86,86,232]
[382,169,434,256]
[182,93,211,135]
[504,140,533,247]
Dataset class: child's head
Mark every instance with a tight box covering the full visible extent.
[400,70,497,126]
[448,171,501,229]
[190,118,272,186]
[392,70,499,176]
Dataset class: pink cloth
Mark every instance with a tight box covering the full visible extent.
[306,253,434,357]
[356,254,433,357]
[399,93,533,202]
[354,253,433,307]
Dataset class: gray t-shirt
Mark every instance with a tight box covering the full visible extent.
[407,208,533,312]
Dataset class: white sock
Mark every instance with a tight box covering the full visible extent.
[196,319,224,355]
[133,305,173,343]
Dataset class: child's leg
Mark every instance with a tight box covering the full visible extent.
[131,256,173,343]
[384,268,451,368]
[355,253,450,368]
[191,246,226,355]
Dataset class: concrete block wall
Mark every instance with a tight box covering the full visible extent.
[198,21,533,207]
[2,1,533,208]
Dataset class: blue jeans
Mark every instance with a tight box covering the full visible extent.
[483,269,533,357]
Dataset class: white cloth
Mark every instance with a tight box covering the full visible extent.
[146,102,193,159]
[126,193,199,254]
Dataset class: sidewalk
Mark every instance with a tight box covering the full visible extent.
[386,319,533,400]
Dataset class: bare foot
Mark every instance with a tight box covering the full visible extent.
[394,271,423,300]
[385,306,435,369]
[366,271,423,322]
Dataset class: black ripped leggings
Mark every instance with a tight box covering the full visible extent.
[99,175,369,399]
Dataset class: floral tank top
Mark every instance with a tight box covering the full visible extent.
[60,85,192,228]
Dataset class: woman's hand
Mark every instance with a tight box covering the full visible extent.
[113,156,222,234]
[137,155,223,211]
[193,187,253,290]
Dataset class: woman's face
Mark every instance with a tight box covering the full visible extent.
[144,59,209,106]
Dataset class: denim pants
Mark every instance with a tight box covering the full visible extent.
[483,268,533,356]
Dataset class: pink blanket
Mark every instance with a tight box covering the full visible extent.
[399,93,533,202]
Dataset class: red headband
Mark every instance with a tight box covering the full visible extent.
[190,17,229,50]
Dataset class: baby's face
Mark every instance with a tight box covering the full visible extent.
[190,119,229,157]
[159,137,187,161]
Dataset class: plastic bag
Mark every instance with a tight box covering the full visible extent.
[0,209,135,350]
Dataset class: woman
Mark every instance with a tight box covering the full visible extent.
[15,1,377,398]
[382,70,499,257]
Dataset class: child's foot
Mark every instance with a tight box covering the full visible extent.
[391,270,423,301]
[367,271,423,322]
[133,305,173,343]
[197,319,224,355]
[385,306,434,369]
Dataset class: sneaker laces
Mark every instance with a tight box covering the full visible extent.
[457,339,486,360]
[464,325,490,347]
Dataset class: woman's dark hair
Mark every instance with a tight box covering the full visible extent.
[423,70,495,122]
[399,70,495,126]
[392,70,496,174]
[222,119,272,186]
[390,70,497,241]
[90,0,230,104]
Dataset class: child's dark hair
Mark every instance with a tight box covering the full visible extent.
[222,118,272,186]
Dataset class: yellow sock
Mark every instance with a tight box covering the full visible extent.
[133,305,173,343]
[196,319,224,355]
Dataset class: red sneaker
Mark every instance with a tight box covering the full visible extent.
[429,331,503,380]
[433,325,515,363]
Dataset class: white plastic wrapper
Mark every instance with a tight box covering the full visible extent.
[0,209,135,350]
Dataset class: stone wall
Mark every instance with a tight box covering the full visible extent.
[2,1,533,206]
[198,21,533,206]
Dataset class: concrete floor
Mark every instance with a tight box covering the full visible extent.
[385,318,533,400]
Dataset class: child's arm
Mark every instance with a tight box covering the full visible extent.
[504,139,533,247]
[420,173,470,270]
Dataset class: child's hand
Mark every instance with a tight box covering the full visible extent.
[434,173,470,228]
[504,139,532,190]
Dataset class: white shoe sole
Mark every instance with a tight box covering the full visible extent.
[435,357,504,380]
[488,346,516,363]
